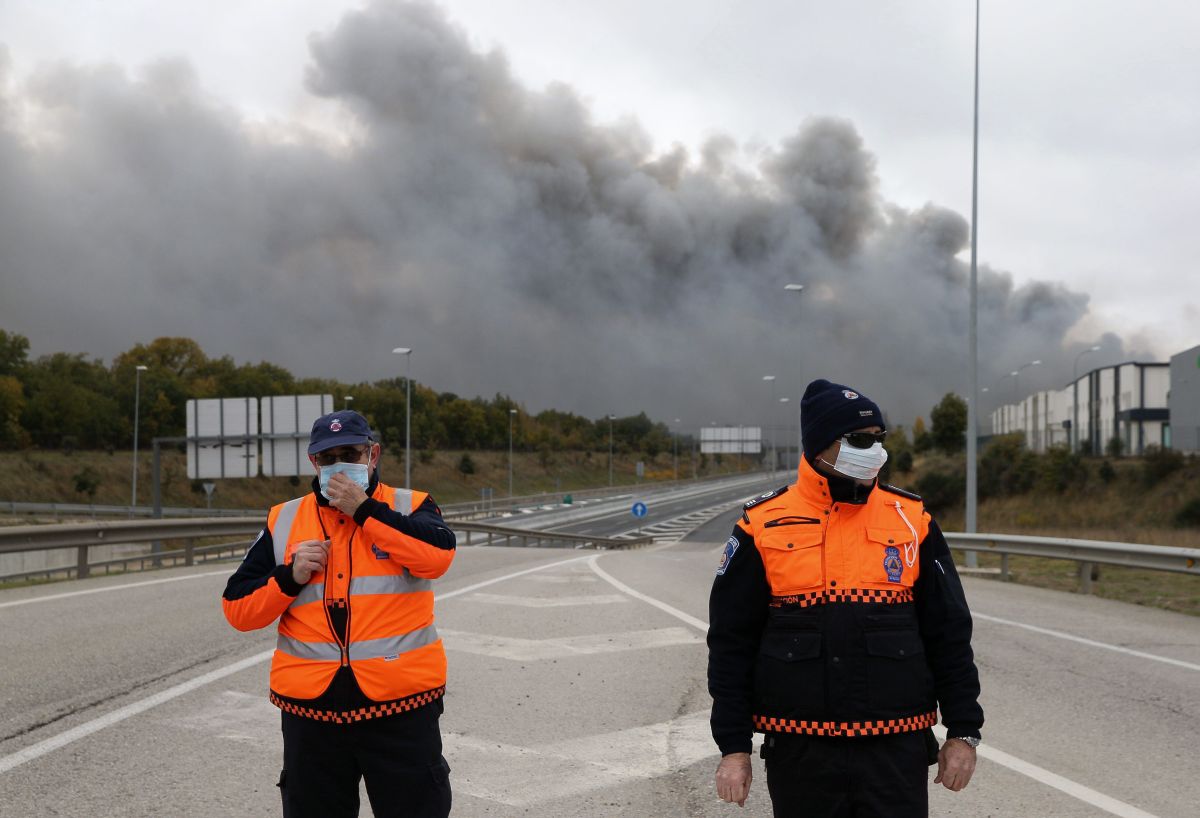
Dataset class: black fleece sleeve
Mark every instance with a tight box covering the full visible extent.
[707,525,770,756]
[352,495,456,551]
[913,519,984,740]
[222,527,304,601]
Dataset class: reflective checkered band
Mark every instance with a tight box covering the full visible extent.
[769,587,913,608]
[270,686,445,723]
[753,710,937,737]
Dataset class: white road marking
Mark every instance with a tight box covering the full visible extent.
[440,626,701,661]
[444,710,716,807]
[0,570,230,609]
[0,650,273,774]
[974,612,1200,673]
[525,574,598,584]
[464,592,628,608]
[586,555,708,632]
[933,726,1159,818]
[591,552,1163,817]
[0,554,586,775]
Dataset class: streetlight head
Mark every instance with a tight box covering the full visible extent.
[135,365,148,371]
[392,347,412,355]
[1090,345,1101,352]
[1030,360,1042,366]
[509,408,517,415]
[784,284,805,292]
[1010,371,1019,377]
[762,375,776,381]
[779,397,790,403]
[343,395,353,401]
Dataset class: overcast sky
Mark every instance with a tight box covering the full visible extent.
[1,1,1197,428]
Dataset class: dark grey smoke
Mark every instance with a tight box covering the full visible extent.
[0,2,1139,428]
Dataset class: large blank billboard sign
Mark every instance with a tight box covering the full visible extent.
[262,394,334,476]
[700,426,762,454]
[186,398,259,479]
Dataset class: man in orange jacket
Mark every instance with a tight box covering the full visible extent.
[708,380,983,816]
[223,410,456,818]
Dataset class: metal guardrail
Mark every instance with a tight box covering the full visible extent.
[0,501,256,520]
[0,517,652,583]
[945,531,1200,593]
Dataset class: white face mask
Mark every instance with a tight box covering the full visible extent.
[319,459,371,499]
[822,439,888,481]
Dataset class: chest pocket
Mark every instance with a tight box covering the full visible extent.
[757,525,824,594]
[858,528,918,587]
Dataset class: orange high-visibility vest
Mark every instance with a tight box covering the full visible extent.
[266,484,446,706]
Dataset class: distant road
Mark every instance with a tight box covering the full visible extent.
[1,473,1197,817]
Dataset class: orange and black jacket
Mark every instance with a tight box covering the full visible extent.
[222,476,455,723]
[707,457,983,755]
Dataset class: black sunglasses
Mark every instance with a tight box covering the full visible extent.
[842,431,887,449]
[313,446,370,467]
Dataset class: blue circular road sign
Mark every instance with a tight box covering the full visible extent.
[631,501,648,518]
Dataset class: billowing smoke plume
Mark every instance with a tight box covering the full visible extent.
[0,2,1134,426]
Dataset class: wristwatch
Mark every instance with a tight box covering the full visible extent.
[949,736,981,749]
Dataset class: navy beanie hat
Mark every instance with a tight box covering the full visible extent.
[800,379,886,457]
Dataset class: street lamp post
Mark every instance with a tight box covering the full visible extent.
[762,375,776,473]
[964,0,982,569]
[1072,345,1101,452]
[392,347,413,489]
[779,397,791,472]
[673,418,680,481]
[508,408,517,498]
[784,283,806,471]
[608,414,616,487]
[343,395,354,411]
[131,365,148,509]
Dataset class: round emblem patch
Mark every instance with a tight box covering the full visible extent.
[843,390,859,400]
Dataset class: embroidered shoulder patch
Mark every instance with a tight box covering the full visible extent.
[716,536,740,576]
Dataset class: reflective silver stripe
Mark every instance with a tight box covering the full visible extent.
[349,573,431,596]
[272,497,305,566]
[276,634,342,662]
[290,583,324,608]
[348,625,439,661]
[392,488,414,513]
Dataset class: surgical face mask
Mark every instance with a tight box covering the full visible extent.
[822,439,888,481]
[319,459,371,500]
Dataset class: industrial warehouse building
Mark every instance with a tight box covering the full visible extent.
[990,356,1187,456]
[1169,344,1200,453]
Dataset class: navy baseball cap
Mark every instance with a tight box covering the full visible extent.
[308,410,374,455]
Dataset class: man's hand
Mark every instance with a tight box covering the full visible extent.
[290,539,330,585]
[934,739,977,791]
[714,752,753,807]
[325,472,369,516]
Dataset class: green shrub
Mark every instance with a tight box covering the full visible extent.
[72,466,100,498]
[1038,445,1087,494]
[916,469,964,515]
[1141,445,1185,487]
[457,453,475,478]
[978,434,1036,498]
[1175,498,1200,528]
[895,449,914,474]
[1098,459,1116,484]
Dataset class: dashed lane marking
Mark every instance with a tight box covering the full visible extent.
[463,592,628,608]
[439,626,701,661]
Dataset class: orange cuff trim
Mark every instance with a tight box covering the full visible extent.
[270,686,445,723]
[753,711,937,737]
[769,588,913,608]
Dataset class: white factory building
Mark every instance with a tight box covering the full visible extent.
[989,360,1172,455]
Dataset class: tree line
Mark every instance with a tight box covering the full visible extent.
[0,329,680,456]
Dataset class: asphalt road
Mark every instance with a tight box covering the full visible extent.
[1,475,1198,817]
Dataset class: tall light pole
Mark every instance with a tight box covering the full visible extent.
[508,408,517,497]
[1012,359,1041,400]
[965,0,982,569]
[392,347,413,489]
[762,375,777,473]
[343,395,354,411]
[1073,345,1101,452]
[131,365,148,509]
[608,414,616,487]
[779,397,791,473]
[673,418,681,481]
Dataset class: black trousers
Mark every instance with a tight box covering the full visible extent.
[278,704,451,818]
[762,730,933,818]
